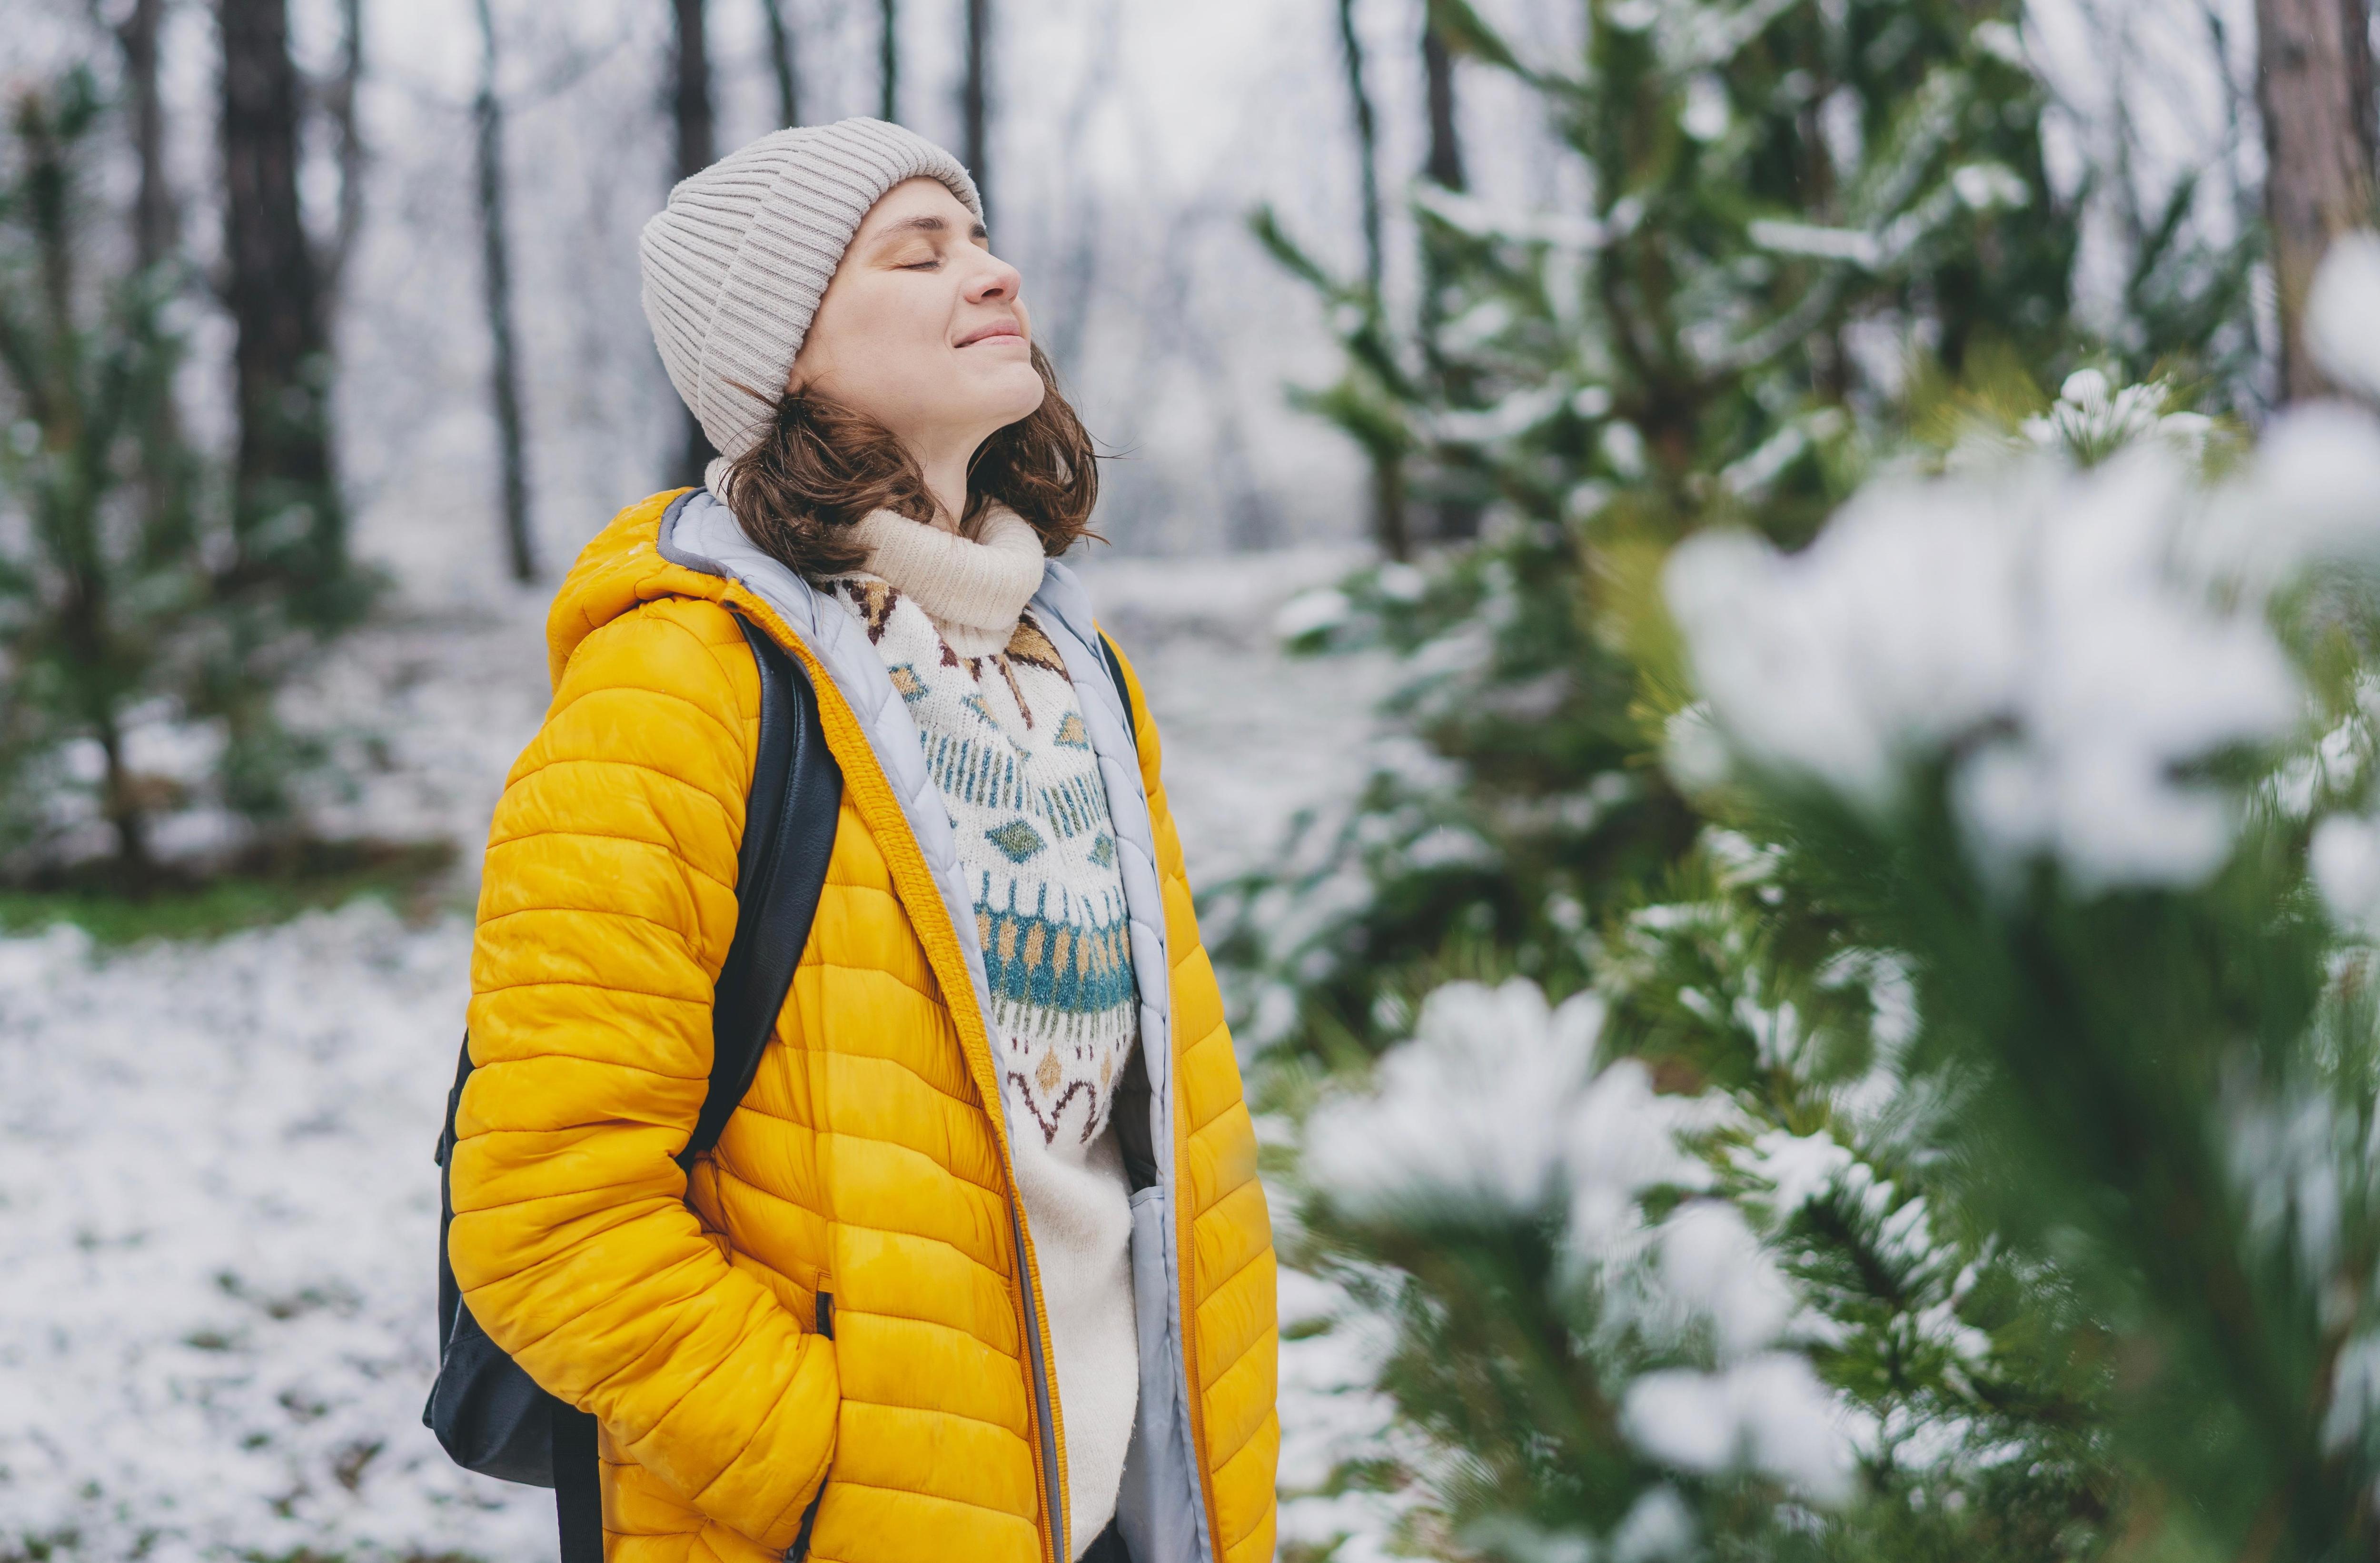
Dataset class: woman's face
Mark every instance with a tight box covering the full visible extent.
[789,177,1044,458]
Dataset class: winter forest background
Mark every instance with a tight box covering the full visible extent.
[6,0,2380,1559]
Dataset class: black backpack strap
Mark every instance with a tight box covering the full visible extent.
[1098,630,1140,753]
[435,605,843,1563]
[553,1408,604,1563]
[555,613,840,1558]
[679,613,843,1167]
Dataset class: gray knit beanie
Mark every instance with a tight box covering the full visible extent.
[639,118,984,466]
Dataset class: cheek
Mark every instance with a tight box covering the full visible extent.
[811,295,947,409]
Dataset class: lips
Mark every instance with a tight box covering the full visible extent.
[956,319,1025,348]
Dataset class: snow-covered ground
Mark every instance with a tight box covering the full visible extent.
[0,552,1403,1562]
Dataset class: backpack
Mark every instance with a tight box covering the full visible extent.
[424,613,843,1563]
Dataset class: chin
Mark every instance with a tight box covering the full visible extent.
[978,363,1049,425]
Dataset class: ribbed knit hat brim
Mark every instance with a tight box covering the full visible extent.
[640,118,984,464]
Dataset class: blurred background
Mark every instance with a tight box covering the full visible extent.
[5,0,2380,1558]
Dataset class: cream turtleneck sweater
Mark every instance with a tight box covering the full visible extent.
[803,500,1140,1559]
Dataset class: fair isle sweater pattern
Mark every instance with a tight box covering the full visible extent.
[833,575,1139,1147]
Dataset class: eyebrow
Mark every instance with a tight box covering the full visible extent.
[869,214,991,248]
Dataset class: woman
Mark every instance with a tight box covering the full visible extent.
[446,120,1278,1563]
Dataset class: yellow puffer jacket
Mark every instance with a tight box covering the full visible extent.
[450,490,1278,1563]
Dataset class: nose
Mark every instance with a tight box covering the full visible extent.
[964,248,1022,305]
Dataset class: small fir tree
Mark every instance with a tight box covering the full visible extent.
[0,71,353,888]
[1233,0,2254,1065]
[1286,352,2380,1561]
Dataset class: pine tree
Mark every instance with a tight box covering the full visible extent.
[1233,0,2251,1063]
[0,71,341,887]
[1245,5,2300,1555]
[1286,327,2380,1560]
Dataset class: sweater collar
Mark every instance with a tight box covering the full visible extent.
[847,504,1047,657]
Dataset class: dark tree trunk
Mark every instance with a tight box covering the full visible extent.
[474,0,535,583]
[671,0,715,183]
[1422,7,1465,193]
[218,0,343,584]
[671,0,718,488]
[1338,0,1404,556]
[1421,4,1480,541]
[2256,0,2378,400]
[879,0,899,123]
[962,0,990,218]
[1336,0,1384,296]
[115,0,178,271]
[763,0,801,128]
[323,0,365,297]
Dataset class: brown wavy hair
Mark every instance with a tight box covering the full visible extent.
[722,343,1101,581]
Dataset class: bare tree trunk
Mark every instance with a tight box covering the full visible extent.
[109,0,196,559]
[323,0,365,298]
[763,0,802,128]
[671,0,718,488]
[114,0,178,271]
[1371,454,1411,562]
[1422,6,1465,194]
[474,0,535,583]
[1338,0,1404,557]
[879,0,899,123]
[1421,4,1479,542]
[2256,0,2378,400]
[1337,0,1384,296]
[962,0,990,218]
[218,0,342,584]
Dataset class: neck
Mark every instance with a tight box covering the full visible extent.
[912,436,982,534]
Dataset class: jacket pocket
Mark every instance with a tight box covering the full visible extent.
[785,1290,833,1561]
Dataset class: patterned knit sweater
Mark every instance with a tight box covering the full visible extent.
[829,539,1139,1558]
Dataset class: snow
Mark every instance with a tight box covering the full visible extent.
[1622,1353,1861,1502]
[1655,1203,1801,1357]
[2311,813,2380,934]
[0,904,546,1563]
[1297,972,1882,1509]
[2308,230,2380,404]
[1747,220,1883,268]
[0,549,1393,1561]
[1304,981,1609,1220]
[1666,435,2326,890]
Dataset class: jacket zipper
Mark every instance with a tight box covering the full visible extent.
[720,586,1078,1563]
[1010,1202,1067,1562]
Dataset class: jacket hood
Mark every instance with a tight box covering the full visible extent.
[542,489,731,690]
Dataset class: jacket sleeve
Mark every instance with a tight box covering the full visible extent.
[449,598,837,1551]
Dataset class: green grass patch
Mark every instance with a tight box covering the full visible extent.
[0,838,460,945]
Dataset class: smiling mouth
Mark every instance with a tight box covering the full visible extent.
[956,321,1025,347]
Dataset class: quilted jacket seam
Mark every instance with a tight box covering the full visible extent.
[502,753,744,815]
[586,1250,805,1431]
[725,1091,982,1141]
[1194,1240,1273,1319]
[1201,1338,1280,1471]
[1195,1323,1274,1407]
[714,1181,1020,1298]
[466,1224,707,1359]
[764,1133,1005,1205]
[452,1182,686,1223]
[541,675,744,759]
[835,1391,1033,1438]
[476,904,699,952]
[799,956,943,999]
[463,1050,704,1078]
[483,828,737,897]
[734,1364,833,1542]
[786,1472,1032,1519]
[473,976,708,1006]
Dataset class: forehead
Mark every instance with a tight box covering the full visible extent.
[856,177,978,237]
